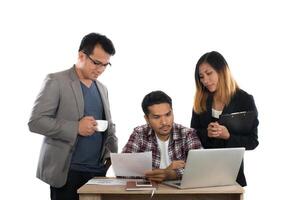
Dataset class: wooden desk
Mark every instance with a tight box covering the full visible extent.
[78,178,244,200]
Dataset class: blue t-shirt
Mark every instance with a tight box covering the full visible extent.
[70,81,106,173]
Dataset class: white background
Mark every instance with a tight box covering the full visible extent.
[0,0,299,199]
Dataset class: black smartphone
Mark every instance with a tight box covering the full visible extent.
[136,180,152,186]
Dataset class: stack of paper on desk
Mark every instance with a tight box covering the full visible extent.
[86,178,129,185]
[110,152,152,177]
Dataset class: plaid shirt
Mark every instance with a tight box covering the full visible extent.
[122,123,202,177]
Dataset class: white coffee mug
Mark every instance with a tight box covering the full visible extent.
[96,120,108,132]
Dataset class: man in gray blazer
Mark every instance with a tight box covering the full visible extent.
[28,33,118,200]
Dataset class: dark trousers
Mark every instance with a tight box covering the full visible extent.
[50,170,105,200]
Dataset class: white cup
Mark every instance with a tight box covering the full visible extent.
[96,120,108,132]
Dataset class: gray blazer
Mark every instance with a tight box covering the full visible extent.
[28,66,118,187]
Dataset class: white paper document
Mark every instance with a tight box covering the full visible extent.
[86,178,129,185]
[110,152,152,177]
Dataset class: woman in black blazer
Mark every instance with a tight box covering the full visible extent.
[190,51,259,186]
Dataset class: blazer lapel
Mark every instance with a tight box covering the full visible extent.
[206,94,213,116]
[95,81,110,120]
[69,66,84,118]
[222,96,235,114]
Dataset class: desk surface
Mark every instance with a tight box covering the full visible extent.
[79,181,243,194]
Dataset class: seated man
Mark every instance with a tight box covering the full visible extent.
[122,90,202,182]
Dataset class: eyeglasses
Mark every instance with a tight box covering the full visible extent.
[84,52,111,68]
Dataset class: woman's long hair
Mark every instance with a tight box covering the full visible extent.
[193,51,239,113]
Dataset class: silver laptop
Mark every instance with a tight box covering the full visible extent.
[164,148,245,189]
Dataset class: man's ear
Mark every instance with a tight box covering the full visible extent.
[144,115,149,124]
[78,51,85,61]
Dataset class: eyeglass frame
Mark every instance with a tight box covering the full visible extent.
[83,51,111,68]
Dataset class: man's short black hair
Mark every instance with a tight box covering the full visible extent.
[79,32,115,56]
[142,90,172,115]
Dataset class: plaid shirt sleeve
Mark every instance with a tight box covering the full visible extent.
[122,129,141,153]
[174,127,203,178]
[187,128,203,150]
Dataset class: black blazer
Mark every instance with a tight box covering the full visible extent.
[191,89,259,186]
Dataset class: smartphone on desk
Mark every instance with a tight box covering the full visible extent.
[136,180,152,187]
